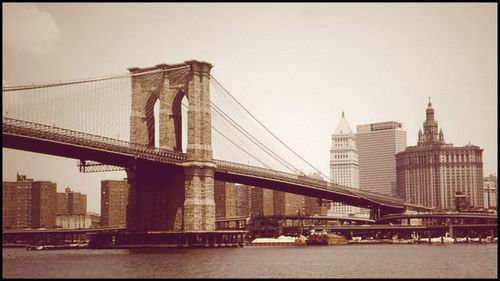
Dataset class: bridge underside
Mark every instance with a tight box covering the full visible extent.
[3,133,137,168]
[214,171,405,217]
[4,133,404,222]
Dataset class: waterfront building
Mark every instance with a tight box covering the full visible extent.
[250,187,274,217]
[214,180,236,219]
[357,121,407,197]
[2,174,57,229]
[100,179,129,227]
[215,182,252,219]
[56,212,100,229]
[329,111,361,216]
[56,187,87,215]
[483,174,497,209]
[396,100,484,210]
[273,191,304,216]
[303,172,328,216]
[235,184,251,218]
[304,196,328,216]
[56,214,91,229]
[87,212,101,228]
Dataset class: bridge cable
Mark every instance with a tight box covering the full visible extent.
[210,75,330,181]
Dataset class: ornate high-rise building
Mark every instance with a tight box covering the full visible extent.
[329,112,360,216]
[396,99,484,210]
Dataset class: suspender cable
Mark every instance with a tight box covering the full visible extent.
[210,75,330,181]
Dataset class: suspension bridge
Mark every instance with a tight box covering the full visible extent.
[2,60,428,232]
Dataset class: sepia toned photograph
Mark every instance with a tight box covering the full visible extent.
[2,3,497,278]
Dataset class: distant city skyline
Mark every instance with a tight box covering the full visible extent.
[3,3,497,213]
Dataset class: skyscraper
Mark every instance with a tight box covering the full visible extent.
[396,100,484,210]
[329,112,360,216]
[357,121,407,197]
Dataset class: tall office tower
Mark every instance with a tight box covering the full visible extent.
[250,187,274,217]
[57,187,87,215]
[2,174,56,229]
[329,112,361,216]
[396,100,484,210]
[357,121,407,197]
[483,175,497,209]
[101,179,129,227]
[214,180,236,219]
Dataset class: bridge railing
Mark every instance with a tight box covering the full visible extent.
[4,117,407,208]
[2,117,186,165]
[214,159,406,207]
[215,159,366,198]
[345,187,406,205]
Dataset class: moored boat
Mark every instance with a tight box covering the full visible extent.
[306,230,347,245]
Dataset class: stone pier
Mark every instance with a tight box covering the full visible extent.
[126,60,215,232]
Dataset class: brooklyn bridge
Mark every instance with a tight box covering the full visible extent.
[3,60,430,234]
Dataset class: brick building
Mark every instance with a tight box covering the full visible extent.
[100,179,129,227]
[250,187,274,217]
[3,174,57,229]
[214,180,236,219]
[56,187,87,215]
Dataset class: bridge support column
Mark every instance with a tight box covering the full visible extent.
[126,161,185,231]
[183,165,215,231]
[182,60,215,231]
[127,60,215,232]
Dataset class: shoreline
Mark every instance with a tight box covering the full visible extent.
[4,238,497,250]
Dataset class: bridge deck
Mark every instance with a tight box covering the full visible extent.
[3,117,428,212]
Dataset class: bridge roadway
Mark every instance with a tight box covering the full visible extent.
[376,212,498,223]
[3,117,428,213]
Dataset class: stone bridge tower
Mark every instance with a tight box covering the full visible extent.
[126,60,215,232]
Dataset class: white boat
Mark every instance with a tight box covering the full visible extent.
[430,237,454,243]
[430,233,454,243]
[251,235,304,246]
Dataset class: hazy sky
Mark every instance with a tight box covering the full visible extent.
[3,3,497,213]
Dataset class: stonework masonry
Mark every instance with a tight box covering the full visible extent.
[127,61,215,231]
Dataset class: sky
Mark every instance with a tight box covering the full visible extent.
[2,3,497,214]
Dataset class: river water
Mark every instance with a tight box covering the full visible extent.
[2,244,497,278]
